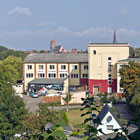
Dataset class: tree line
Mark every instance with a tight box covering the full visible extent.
[129,47,140,57]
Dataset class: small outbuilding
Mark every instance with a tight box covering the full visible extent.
[97,104,122,136]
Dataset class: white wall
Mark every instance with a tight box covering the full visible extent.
[97,111,121,135]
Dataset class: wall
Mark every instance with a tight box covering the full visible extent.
[61,91,87,104]
[88,44,129,94]
[97,111,121,136]
[24,63,35,92]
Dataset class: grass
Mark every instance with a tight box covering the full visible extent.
[66,108,89,128]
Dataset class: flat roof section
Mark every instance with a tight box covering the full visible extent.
[29,78,65,85]
[118,57,140,63]
[88,43,130,47]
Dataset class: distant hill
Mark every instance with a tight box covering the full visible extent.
[0,46,27,60]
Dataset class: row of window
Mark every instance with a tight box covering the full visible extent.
[27,65,88,70]
[26,73,88,78]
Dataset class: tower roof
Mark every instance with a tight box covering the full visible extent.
[113,30,117,44]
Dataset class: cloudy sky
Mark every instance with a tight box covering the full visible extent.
[0,0,140,51]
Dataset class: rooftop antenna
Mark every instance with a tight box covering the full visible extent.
[113,30,117,44]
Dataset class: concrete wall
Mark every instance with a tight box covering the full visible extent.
[61,91,87,104]
[88,44,129,93]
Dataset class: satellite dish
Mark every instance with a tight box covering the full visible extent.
[106,116,112,123]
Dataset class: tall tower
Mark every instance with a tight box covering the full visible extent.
[113,30,117,44]
[50,40,56,51]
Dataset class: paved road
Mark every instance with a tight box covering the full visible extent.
[114,104,132,122]
[23,94,42,112]
[23,94,82,112]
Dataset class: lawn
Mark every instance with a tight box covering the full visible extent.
[66,108,89,128]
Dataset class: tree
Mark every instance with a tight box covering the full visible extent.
[128,79,140,112]
[0,83,28,139]
[0,55,22,89]
[129,47,135,57]
[62,93,73,111]
[23,103,68,140]
[119,61,140,97]
[71,96,102,140]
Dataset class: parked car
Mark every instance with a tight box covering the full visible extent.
[30,92,39,98]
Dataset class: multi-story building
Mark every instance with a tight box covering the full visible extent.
[88,43,129,94]
[22,33,130,95]
[22,53,88,92]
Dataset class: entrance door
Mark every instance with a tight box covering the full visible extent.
[93,86,100,94]
[108,87,112,93]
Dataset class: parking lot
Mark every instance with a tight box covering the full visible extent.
[23,94,43,112]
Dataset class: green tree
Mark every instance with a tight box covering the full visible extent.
[62,93,73,111]
[129,47,135,57]
[119,61,140,97]
[23,103,68,140]
[71,96,102,140]
[0,83,28,139]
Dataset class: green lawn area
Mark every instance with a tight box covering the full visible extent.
[66,108,89,128]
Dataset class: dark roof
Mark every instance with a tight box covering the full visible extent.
[53,45,62,52]
[23,53,88,63]
[28,78,65,85]
[118,57,140,63]
[98,104,122,127]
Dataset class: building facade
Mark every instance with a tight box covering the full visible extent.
[22,53,88,92]
[22,42,130,94]
[88,43,129,94]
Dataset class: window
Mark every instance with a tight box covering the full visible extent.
[108,62,112,71]
[72,65,77,70]
[61,65,66,70]
[108,57,111,61]
[119,64,123,69]
[84,65,88,70]
[93,50,96,55]
[26,73,33,78]
[108,57,112,71]
[38,73,45,78]
[71,74,78,78]
[82,74,88,78]
[38,65,44,69]
[119,89,124,93]
[108,74,112,85]
[107,125,113,130]
[27,65,32,69]
[49,73,56,78]
[60,73,67,78]
[50,65,55,69]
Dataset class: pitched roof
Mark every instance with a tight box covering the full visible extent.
[23,53,88,63]
[53,45,62,52]
[28,78,65,85]
[98,104,122,127]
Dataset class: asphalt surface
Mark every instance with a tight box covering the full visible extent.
[114,104,132,122]
[23,94,42,112]
[23,94,82,112]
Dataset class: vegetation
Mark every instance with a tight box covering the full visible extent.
[66,108,89,128]
[0,83,28,139]
[119,61,140,113]
[23,103,67,140]
[0,46,27,61]
[129,46,140,57]
[71,96,102,140]
[62,93,73,111]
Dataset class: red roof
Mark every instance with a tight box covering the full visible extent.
[51,40,56,43]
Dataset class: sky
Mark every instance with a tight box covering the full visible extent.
[0,0,140,51]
